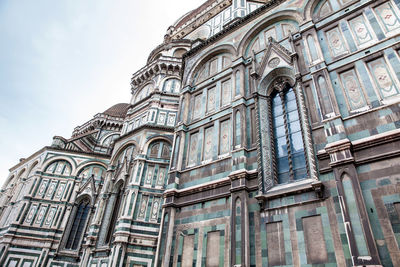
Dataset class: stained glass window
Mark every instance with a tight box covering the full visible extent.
[272,87,307,184]
[65,198,90,250]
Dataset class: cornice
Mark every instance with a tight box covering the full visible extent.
[183,0,286,59]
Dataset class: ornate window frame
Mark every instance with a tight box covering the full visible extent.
[255,77,322,204]
[59,196,92,256]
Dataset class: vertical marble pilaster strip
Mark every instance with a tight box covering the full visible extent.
[295,82,317,180]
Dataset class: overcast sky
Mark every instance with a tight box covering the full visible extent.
[0,0,203,184]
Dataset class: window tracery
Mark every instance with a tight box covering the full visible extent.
[192,54,232,85]
[78,165,106,184]
[64,197,91,250]
[269,79,308,184]
[115,144,136,165]
[45,160,72,176]
[162,78,180,93]
[135,83,154,102]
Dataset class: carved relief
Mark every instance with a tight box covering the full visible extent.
[268,57,280,68]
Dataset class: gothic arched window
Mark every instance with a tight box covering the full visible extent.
[115,144,136,166]
[45,160,72,176]
[162,78,181,93]
[78,165,106,184]
[104,184,123,244]
[192,53,232,85]
[64,197,91,250]
[147,141,171,159]
[271,84,308,184]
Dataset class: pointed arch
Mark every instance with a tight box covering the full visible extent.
[258,67,297,96]
[62,194,92,251]
[238,11,302,56]
[183,44,236,86]
[110,141,139,164]
[40,156,76,175]
[142,136,173,155]
[27,160,40,177]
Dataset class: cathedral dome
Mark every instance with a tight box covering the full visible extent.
[102,103,131,118]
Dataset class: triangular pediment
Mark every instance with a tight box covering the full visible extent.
[252,38,294,79]
[78,174,97,197]
[113,157,130,183]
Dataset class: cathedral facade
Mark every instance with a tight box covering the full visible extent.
[1,0,400,266]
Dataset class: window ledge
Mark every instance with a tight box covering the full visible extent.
[256,179,324,201]
[57,250,80,258]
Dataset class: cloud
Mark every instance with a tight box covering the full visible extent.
[0,0,203,183]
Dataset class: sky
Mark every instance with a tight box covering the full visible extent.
[0,0,203,184]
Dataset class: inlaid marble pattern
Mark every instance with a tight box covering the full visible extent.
[219,120,230,155]
[55,183,65,199]
[145,166,154,185]
[46,181,57,198]
[349,15,373,46]
[221,79,231,106]
[150,198,160,221]
[44,207,57,226]
[375,2,400,33]
[37,180,49,197]
[207,87,216,113]
[367,57,399,98]
[203,126,214,160]
[25,204,38,224]
[193,94,202,119]
[340,69,367,110]
[157,167,166,186]
[167,113,176,126]
[35,206,47,224]
[265,27,277,42]
[326,27,347,57]
[188,132,199,166]
[137,195,149,220]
